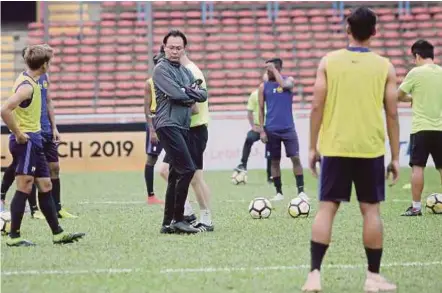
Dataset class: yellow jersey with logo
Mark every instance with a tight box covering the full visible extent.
[399,64,442,133]
[11,72,42,133]
[148,78,157,113]
[319,48,390,158]
[247,89,260,125]
[187,62,209,127]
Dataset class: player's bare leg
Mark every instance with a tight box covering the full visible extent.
[360,203,396,292]
[191,170,213,231]
[270,158,284,201]
[290,156,308,200]
[302,202,339,292]
[402,166,424,216]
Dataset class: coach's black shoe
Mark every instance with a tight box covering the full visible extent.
[160,225,175,234]
[234,164,246,172]
[171,221,199,234]
[184,214,197,225]
[194,222,214,232]
[401,206,422,216]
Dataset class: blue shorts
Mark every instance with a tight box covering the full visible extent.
[319,156,385,203]
[265,128,299,159]
[146,130,163,156]
[9,137,50,178]
[42,132,59,163]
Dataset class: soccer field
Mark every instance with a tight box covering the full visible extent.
[1,168,441,293]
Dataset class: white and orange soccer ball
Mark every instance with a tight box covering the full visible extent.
[288,197,310,218]
[426,193,442,214]
[248,197,272,219]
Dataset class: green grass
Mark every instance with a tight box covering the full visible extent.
[1,168,441,293]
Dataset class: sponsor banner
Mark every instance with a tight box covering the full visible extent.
[1,110,429,172]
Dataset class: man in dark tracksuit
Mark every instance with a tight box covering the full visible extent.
[153,30,208,234]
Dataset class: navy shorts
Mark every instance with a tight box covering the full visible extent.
[42,133,59,163]
[9,138,50,178]
[265,128,299,159]
[409,131,442,169]
[188,125,208,170]
[146,130,163,156]
[319,156,385,203]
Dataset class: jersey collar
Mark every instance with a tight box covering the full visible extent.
[347,47,371,52]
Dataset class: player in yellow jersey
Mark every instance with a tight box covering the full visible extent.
[302,8,399,292]
[143,47,165,205]
[0,45,85,247]
[233,73,272,184]
[398,40,442,216]
[159,51,213,231]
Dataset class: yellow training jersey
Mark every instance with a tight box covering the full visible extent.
[319,48,390,158]
[187,62,209,128]
[11,72,42,133]
[148,78,157,113]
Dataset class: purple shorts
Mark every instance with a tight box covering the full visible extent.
[42,134,59,163]
[319,156,385,203]
[9,138,50,178]
[265,128,299,159]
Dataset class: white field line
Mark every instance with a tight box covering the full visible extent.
[2,261,441,277]
[79,200,251,205]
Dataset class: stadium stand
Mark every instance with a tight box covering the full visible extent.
[4,1,442,114]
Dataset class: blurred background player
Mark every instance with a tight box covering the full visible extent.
[153,30,207,234]
[398,39,442,216]
[1,46,77,219]
[143,46,165,205]
[159,50,213,232]
[1,44,84,246]
[302,7,399,292]
[233,73,272,184]
[258,58,307,202]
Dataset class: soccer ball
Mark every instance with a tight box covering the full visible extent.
[249,197,272,219]
[288,197,310,218]
[426,193,442,214]
[1,211,11,236]
[231,170,247,185]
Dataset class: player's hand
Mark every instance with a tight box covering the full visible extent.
[265,62,277,72]
[260,131,267,143]
[150,130,159,144]
[252,125,261,133]
[52,128,61,143]
[309,149,321,178]
[16,132,29,144]
[386,160,400,186]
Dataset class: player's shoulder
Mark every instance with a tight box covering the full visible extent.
[324,49,348,59]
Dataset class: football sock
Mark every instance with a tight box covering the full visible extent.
[365,247,383,274]
[273,176,282,194]
[51,179,61,211]
[1,165,15,199]
[200,209,212,225]
[295,174,304,193]
[412,201,421,210]
[184,200,194,216]
[145,164,155,196]
[9,191,28,238]
[27,185,38,213]
[266,158,272,180]
[311,240,329,271]
[38,191,63,235]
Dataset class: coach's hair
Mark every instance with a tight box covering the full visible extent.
[411,39,434,60]
[265,58,283,69]
[163,29,188,47]
[24,44,53,70]
[347,7,377,42]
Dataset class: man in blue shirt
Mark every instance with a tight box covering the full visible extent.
[258,58,308,202]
